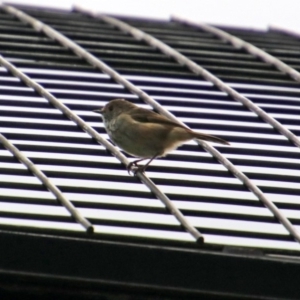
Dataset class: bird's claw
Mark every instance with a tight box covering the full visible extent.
[127,161,135,175]
[127,162,145,176]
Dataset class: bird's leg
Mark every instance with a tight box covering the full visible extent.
[127,158,148,174]
[141,154,158,171]
[128,154,158,175]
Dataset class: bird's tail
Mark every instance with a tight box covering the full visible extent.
[191,131,230,145]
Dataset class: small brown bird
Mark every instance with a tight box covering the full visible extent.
[94,99,229,174]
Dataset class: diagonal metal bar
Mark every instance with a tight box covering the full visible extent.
[0,131,94,233]
[172,15,300,84]
[72,6,300,244]
[0,8,203,244]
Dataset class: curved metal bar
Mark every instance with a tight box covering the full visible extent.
[73,6,300,243]
[0,132,94,233]
[171,15,300,84]
[0,8,203,244]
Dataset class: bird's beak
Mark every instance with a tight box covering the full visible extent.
[93,108,104,114]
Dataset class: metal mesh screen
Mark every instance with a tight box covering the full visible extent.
[0,5,300,254]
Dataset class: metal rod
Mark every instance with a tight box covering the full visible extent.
[1,7,203,244]
[171,15,300,84]
[72,6,300,244]
[0,132,93,233]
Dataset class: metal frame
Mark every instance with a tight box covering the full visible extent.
[71,6,300,244]
[0,5,300,299]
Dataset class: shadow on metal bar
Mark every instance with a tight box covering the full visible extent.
[0,130,93,233]
[1,6,203,244]
[70,5,300,244]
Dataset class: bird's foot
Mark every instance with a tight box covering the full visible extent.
[127,161,136,175]
[127,161,146,176]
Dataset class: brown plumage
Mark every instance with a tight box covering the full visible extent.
[94,99,229,174]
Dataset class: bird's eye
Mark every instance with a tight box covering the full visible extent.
[109,106,113,111]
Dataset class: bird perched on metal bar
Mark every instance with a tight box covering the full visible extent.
[94,99,229,174]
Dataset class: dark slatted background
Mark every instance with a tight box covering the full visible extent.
[0,5,300,255]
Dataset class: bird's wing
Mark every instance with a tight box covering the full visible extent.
[127,107,229,145]
[129,108,186,129]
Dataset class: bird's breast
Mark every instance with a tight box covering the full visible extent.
[105,115,169,158]
[104,118,118,133]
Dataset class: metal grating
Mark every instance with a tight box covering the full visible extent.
[0,4,300,254]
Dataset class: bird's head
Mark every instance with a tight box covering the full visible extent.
[94,99,135,121]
